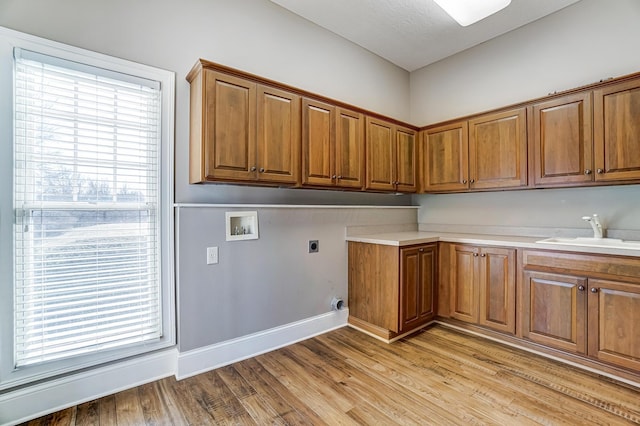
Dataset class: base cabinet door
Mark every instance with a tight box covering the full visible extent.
[588,279,640,371]
[450,245,516,334]
[522,271,588,355]
[478,247,516,334]
[400,245,437,332]
[450,245,479,323]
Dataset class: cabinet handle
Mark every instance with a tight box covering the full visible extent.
[597,168,604,174]
[332,175,337,180]
[590,287,598,293]
[470,179,475,183]
[473,253,479,257]
[462,179,468,184]
[480,253,486,257]
[259,168,265,173]
[584,169,592,175]
[419,248,424,252]
[250,166,257,172]
[337,175,342,179]
[578,285,585,291]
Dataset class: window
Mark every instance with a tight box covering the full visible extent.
[0,27,174,388]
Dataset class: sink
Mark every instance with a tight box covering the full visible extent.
[537,237,640,250]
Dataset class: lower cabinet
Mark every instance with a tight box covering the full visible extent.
[348,242,436,341]
[449,244,516,335]
[522,250,640,372]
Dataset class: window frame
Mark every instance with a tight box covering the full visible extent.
[0,26,176,390]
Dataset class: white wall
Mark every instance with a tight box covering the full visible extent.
[0,0,411,205]
[410,0,640,126]
[412,0,640,233]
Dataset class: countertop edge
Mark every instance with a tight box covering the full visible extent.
[345,232,640,257]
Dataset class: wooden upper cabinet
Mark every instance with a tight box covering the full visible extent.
[366,117,395,191]
[532,92,593,186]
[188,65,300,185]
[594,78,640,182]
[302,99,364,188]
[421,121,469,192]
[365,117,417,192]
[395,126,418,192]
[302,98,335,186]
[256,85,300,184]
[468,108,528,190]
[335,108,365,188]
[194,70,257,183]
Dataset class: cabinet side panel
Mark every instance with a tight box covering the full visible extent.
[189,70,204,183]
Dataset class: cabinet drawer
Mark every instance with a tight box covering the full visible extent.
[522,250,640,283]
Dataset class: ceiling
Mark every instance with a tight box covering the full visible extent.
[269,0,582,72]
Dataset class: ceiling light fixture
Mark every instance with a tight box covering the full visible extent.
[434,0,512,26]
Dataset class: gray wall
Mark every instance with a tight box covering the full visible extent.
[176,206,416,351]
[411,0,640,232]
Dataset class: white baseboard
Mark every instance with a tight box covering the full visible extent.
[176,308,349,380]
[0,348,177,426]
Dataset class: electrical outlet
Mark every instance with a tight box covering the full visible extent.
[308,240,319,253]
[206,247,219,264]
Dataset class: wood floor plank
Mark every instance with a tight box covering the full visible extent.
[18,325,640,426]
[74,400,99,426]
[97,394,117,425]
[113,387,145,426]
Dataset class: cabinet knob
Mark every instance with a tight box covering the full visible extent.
[590,287,598,293]
[584,169,592,175]
[259,168,265,173]
[473,253,479,257]
[462,179,468,184]
[332,175,337,180]
[480,253,486,257]
[337,175,342,179]
[250,166,257,172]
[597,168,604,174]
[578,285,585,291]
[470,179,475,183]
[419,248,424,252]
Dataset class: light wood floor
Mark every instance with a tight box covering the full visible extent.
[22,325,640,425]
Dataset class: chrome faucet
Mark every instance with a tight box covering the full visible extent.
[582,214,604,239]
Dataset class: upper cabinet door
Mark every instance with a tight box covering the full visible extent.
[302,98,335,186]
[203,70,257,182]
[422,121,469,192]
[532,93,593,186]
[335,108,365,189]
[468,108,528,190]
[594,78,640,182]
[395,126,418,193]
[256,85,301,184]
[366,117,396,191]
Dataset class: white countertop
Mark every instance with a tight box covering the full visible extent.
[346,231,640,257]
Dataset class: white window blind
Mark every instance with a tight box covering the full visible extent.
[13,49,163,367]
